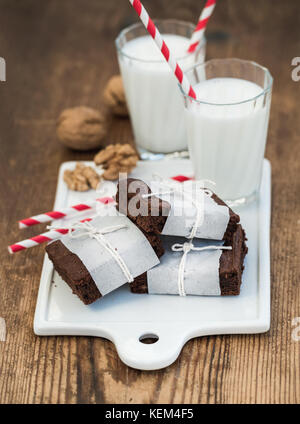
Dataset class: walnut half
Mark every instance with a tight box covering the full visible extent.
[94,143,139,181]
[63,163,102,191]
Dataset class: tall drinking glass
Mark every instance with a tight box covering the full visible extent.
[180,58,273,205]
[116,20,206,154]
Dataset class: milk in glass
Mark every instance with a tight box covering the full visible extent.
[185,77,271,202]
[118,34,205,153]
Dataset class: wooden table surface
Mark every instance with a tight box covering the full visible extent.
[0,0,299,404]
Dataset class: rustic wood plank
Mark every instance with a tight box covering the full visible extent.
[0,0,299,404]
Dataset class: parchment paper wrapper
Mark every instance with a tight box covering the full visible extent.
[149,180,230,240]
[147,236,224,296]
[61,214,160,296]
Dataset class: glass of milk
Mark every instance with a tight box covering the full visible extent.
[180,58,273,205]
[116,20,206,154]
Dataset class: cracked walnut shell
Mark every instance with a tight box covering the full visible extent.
[57,106,108,151]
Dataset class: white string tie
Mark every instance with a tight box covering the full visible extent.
[142,175,214,239]
[48,221,134,283]
[171,242,232,297]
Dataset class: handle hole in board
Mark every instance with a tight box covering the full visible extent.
[139,333,159,344]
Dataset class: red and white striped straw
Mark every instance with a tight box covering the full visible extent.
[18,196,114,229]
[10,173,192,254]
[9,217,94,254]
[188,0,217,53]
[128,0,197,99]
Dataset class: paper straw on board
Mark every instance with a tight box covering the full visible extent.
[18,197,114,229]
[9,217,95,253]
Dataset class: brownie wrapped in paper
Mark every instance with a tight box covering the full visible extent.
[131,224,247,296]
[116,178,240,242]
[46,214,160,305]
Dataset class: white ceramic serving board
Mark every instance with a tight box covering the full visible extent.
[34,159,271,371]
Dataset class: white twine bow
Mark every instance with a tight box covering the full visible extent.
[172,242,232,297]
[49,221,134,283]
[142,175,214,239]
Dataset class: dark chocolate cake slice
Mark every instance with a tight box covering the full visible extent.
[46,228,164,305]
[116,178,240,242]
[211,193,240,244]
[46,239,101,305]
[219,224,248,295]
[130,224,248,296]
[116,177,170,234]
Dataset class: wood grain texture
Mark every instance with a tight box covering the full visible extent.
[0,0,299,404]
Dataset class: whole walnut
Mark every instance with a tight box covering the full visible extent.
[57,106,108,151]
[103,75,128,117]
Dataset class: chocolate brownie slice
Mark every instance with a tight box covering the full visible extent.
[141,229,165,258]
[219,225,248,295]
[130,224,247,296]
[211,193,240,243]
[116,178,171,234]
[116,178,240,242]
[46,227,164,305]
[46,240,101,305]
